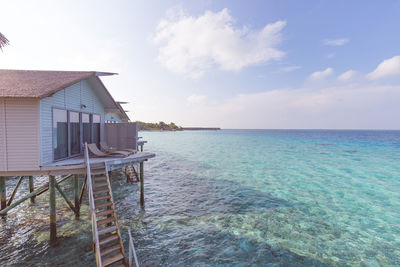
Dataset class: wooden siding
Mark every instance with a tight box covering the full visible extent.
[105,113,122,123]
[0,99,40,171]
[0,99,6,171]
[40,80,106,165]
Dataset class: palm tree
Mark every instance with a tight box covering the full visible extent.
[0,32,9,51]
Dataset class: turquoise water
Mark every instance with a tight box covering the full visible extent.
[1,129,400,266]
[136,130,400,266]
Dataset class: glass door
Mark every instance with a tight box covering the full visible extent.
[69,111,80,155]
[82,113,91,146]
[92,114,101,147]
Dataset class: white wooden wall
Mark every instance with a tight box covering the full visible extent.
[0,98,40,171]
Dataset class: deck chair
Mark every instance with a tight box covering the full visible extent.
[100,141,137,154]
[87,143,130,157]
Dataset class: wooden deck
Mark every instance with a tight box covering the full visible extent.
[0,152,155,176]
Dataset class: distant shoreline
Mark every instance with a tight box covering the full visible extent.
[139,127,221,132]
[182,127,221,131]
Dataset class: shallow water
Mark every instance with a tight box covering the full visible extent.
[1,130,400,266]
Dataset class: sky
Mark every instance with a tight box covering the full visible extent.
[1,0,400,129]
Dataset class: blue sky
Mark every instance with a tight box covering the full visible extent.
[1,0,400,129]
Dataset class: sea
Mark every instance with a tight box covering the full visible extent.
[0,129,399,266]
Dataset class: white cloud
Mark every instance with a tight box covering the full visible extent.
[183,85,400,129]
[338,70,357,82]
[281,65,301,72]
[187,94,207,105]
[153,8,286,77]
[366,55,400,79]
[308,68,333,80]
[327,53,335,59]
[322,38,349,46]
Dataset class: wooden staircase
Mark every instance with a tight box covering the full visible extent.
[124,165,139,182]
[85,144,127,267]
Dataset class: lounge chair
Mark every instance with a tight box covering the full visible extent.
[87,143,130,157]
[100,141,137,154]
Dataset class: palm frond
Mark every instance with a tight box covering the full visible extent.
[0,32,10,51]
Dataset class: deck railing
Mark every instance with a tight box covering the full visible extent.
[128,229,140,267]
[84,142,102,267]
[104,163,128,264]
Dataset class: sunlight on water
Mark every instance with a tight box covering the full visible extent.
[1,130,400,266]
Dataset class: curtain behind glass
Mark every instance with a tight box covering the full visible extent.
[82,113,91,145]
[53,109,68,160]
[70,111,80,155]
[93,114,100,147]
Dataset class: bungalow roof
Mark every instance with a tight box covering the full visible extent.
[0,69,115,98]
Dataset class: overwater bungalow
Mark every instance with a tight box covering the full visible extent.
[0,69,155,266]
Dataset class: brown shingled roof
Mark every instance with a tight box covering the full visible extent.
[0,69,114,98]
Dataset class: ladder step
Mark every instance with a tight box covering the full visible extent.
[98,226,117,236]
[97,216,115,226]
[101,244,121,257]
[94,195,110,201]
[97,209,114,217]
[91,169,106,175]
[93,188,109,194]
[102,252,124,266]
[99,233,119,246]
[95,201,113,209]
[94,182,108,188]
[94,175,107,181]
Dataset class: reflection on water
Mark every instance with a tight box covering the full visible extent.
[1,130,400,266]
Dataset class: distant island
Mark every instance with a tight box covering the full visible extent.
[137,121,220,131]
[137,121,182,131]
[182,127,221,130]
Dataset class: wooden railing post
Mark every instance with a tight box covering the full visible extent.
[84,143,102,267]
[74,175,80,218]
[49,175,57,244]
[140,161,144,209]
[7,176,24,206]
[29,176,35,203]
[0,176,6,212]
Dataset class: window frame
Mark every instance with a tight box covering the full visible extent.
[51,107,69,162]
[68,110,81,156]
[51,107,102,162]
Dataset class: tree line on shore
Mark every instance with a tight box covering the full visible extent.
[137,121,183,131]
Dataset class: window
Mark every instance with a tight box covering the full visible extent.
[82,113,91,145]
[53,109,101,161]
[69,111,80,155]
[93,114,101,147]
[53,109,68,160]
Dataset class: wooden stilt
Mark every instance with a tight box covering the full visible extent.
[0,180,50,215]
[7,176,24,206]
[140,161,144,209]
[0,176,6,212]
[133,164,139,182]
[79,175,87,205]
[36,174,73,197]
[74,175,80,218]
[0,175,75,216]
[49,175,57,244]
[124,167,129,183]
[55,182,78,216]
[29,176,35,203]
